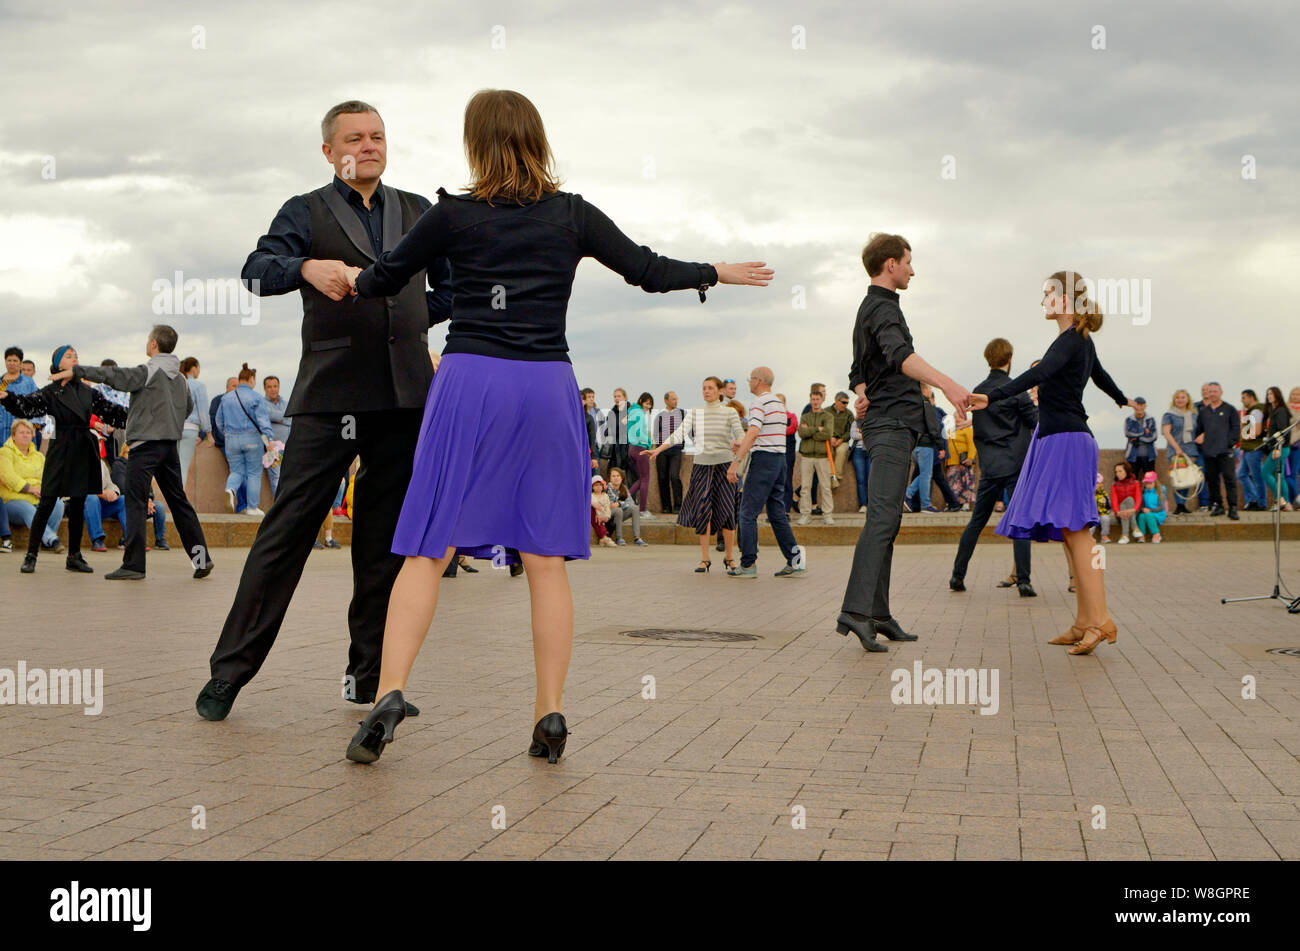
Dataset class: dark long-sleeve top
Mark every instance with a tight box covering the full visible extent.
[240,176,452,325]
[848,285,930,437]
[970,369,1038,478]
[355,188,719,362]
[984,327,1127,438]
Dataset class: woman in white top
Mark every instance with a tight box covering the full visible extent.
[648,375,743,572]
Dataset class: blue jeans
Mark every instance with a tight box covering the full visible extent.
[905,446,934,509]
[84,495,167,544]
[738,451,800,569]
[1240,448,1266,506]
[224,432,265,509]
[5,497,64,545]
[851,445,871,508]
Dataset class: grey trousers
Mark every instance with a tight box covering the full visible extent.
[841,418,917,617]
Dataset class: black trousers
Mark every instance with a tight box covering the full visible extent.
[1202,452,1238,510]
[841,419,916,618]
[656,448,683,511]
[1130,455,1156,478]
[951,472,1031,583]
[121,439,208,573]
[209,410,422,694]
[28,495,83,557]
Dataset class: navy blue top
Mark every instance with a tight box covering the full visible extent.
[355,188,719,362]
[984,326,1127,438]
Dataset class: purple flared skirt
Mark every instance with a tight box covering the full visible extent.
[391,352,591,561]
[995,427,1100,543]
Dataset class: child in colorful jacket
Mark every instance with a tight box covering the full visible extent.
[1135,470,1168,543]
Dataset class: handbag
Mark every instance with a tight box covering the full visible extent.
[1168,453,1203,492]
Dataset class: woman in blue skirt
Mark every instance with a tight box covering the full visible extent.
[971,270,1139,656]
[342,89,773,763]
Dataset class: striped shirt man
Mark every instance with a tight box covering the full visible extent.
[747,392,787,453]
[653,407,685,445]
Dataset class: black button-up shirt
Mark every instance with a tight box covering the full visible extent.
[971,368,1039,478]
[848,285,928,436]
[1195,400,1238,457]
[240,176,452,323]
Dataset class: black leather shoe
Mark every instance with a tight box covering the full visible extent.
[949,576,965,592]
[20,554,37,573]
[1209,504,1225,516]
[458,560,479,574]
[346,690,407,763]
[1017,582,1037,598]
[872,616,919,641]
[835,612,888,652]
[65,554,94,573]
[196,678,240,720]
[193,558,214,579]
[1228,508,1240,520]
[105,567,146,580]
[154,540,171,551]
[509,563,524,577]
[945,503,963,512]
[529,712,569,763]
[350,693,420,717]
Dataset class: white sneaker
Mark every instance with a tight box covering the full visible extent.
[1118,535,1130,544]
[858,505,866,513]
[245,507,266,519]
[1132,529,1143,540]
[797,515,811,526]
[822,515,834,525]
[1152,534,1162,543]
[641,511,655,520]
[1134,533,1144,543]
[224,488,237,514]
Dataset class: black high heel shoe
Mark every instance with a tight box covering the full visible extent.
[835,612,888,652]
[346,690,406,764]
[528,712,569,764]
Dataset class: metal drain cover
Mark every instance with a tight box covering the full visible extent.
[620,628,761,643]
[1265,647,1300,657]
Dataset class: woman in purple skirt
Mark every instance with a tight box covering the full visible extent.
[971,270,1139,656]
[341,89,773,764]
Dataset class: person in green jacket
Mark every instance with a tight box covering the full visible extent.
[798,389,836,524]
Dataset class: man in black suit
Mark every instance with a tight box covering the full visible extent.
[949,337,1038,595]
[197,100,452,720]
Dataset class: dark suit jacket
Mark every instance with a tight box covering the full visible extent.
[974,369,1038,479]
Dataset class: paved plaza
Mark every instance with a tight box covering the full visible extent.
[2,537,1298,861]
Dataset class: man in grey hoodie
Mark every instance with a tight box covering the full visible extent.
[60,324,212,580]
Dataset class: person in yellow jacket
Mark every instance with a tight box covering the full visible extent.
[944,418,977,510]
[0,419,66,553]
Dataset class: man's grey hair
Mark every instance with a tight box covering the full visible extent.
[752,367,774,385]
[322,100,382,144]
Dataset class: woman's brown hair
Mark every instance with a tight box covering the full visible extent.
[463,89,562,205]
[179,356,199,375]
[606,467,629,501]
[1114,460,1136,481]
[238,362,256,382]
[1046,270,1103,338]
[702,376,724,393]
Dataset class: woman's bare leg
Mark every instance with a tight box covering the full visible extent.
[375,547,455,699]
[723,527,737,562]
[520,551,573,725]
[698,524,712,564]
[1063,528,1108,629]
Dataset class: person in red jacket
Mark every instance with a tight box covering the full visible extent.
[1110,461,1142,543]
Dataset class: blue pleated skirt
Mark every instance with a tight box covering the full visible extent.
[996,427,1100,543]
[391,353,591,561]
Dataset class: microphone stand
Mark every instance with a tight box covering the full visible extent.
[1220,414,1300,612]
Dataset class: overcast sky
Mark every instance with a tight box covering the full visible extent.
[4,0,1296,446]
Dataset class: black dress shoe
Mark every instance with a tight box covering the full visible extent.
[1209,504,1225,516]
[193,558,215,579]
[350,693,420,717]
[949,576,966,592]
[509,562,524,577]
[196,678,240,720]
[1017,582,1037,598]
[312,539,323,549]
[1174,503,1189,515]
[835,612,888,652]
[20,554,37,573]
[528,712,569,763]
[458,560,479,574]
[945,503,963,512]
[105,567,146,580]
[346,690,407,764]
[872,616,919,641]
[153,540,170,551]
[1228,508,1240,520]
[66,554,94,573]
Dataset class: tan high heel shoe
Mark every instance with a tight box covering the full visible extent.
[1067,620,1118,655]
[1048,625,1085,645]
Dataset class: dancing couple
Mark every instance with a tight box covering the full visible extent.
[839,238,1133,658]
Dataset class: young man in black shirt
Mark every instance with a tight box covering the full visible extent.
[1194,381,1240,519]
[837,234,972,652]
